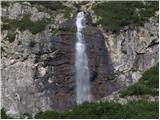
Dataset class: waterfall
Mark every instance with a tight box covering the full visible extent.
[75,12,91,104]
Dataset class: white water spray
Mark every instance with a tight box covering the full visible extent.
[75,12,91,104]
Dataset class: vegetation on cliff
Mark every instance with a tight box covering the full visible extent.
[28,1,72,18]
[92,1,158,33]
[120,63,159,97]
[2,16,47,35]
[14,63,156,119]
[32,63,159,119]
[1,108,11,119]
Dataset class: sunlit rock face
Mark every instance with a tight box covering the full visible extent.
[105,17,159,86]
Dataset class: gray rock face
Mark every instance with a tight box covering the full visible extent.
[30,12,50,22]
[2,58,52,117]
[102,91,159,104]
[2,2,50,21]
[1,30,54,117]
[1,1,159,118]
[104,17,159,86]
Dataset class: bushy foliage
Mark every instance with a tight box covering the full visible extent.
[92,1,158,33]
[120,63,159,97]
[29,1,72,18]
[2,15,47,34]
[29,1,67,11]
[29,40,37,47]
[35,111,62,119]
[140,63,159,88]
[1,1,10,7]
[1,108,11,119]
[1,101,158,119]
[17,16,47,34]
[34,101,158,119]
[6,32,16,43]
[20,113,32,119]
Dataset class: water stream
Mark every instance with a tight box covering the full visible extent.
[75,12,91,104]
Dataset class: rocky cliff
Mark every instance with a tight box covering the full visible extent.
[1,1,159,118]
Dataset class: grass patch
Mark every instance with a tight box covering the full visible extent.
[92,1,158,33]
[34,101,158,119]
[120,63,159,97]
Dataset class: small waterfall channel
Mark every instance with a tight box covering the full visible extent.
[75,12,91,104]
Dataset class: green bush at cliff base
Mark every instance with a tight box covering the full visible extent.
[1,101,158,119]
[92,1,158,33]
[1,108,11,119]
[34,101,158,119]
[120,63,159,97]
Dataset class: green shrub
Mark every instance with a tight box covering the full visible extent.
[1,108,8,119]
[34,101,158,119]
[17,15,47,34]
[1,101,158,119]
[29,1,72,18]
[120,83,158,97]
[2,16,47,34]
[6,32,16,43]
[141,63,159,88]
[1,46,5,53]
[29,40,37,47]
[29,1,66,11]
[20,113,32,119]
[1,1,10,7]
[120,63,159,97]
[92,1,158,33]
[1,108,12,119]
[1,18,17,31]
[35,111,61,119]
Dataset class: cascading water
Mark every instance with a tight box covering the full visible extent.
[75,12,91,104]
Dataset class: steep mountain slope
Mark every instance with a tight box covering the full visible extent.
[1,1,159,118]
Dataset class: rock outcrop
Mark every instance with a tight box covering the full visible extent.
[104,17,159,87]
[1,1,159,118]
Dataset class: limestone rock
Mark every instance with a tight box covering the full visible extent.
[30,12,50,22]
[1,1,159,118]
[104,17,159,86]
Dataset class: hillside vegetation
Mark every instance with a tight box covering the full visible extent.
[120,63,159,97]
[1,100,158,119]
[92,1,158,33]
